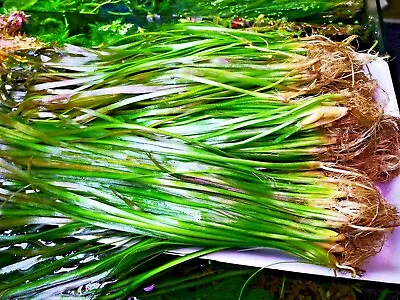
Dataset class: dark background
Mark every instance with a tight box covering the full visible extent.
[383,2,400,97]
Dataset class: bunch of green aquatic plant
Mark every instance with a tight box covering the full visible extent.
[0,212,222,298]
[0,23,399,272]
[0,211,264,299]
[0,104,398,274]
[5,23,398,180]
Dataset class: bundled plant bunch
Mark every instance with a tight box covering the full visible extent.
[0,23,399,298]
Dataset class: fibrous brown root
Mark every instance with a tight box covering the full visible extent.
[323,115,400,182]
[298,36,381,125]
[323,169,399,272]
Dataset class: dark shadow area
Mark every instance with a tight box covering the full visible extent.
[383,22,400,99]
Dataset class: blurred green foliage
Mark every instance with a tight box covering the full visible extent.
[19,12,137,47]
[1,0,157,15]
[89,19,136,46]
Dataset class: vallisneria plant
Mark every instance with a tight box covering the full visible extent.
[4,24,398,180]
[0,213,223,298]
[0,23,399,299]
[0,102,398,276]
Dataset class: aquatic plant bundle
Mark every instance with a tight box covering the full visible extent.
[0,216,222,299]
[22,25,377,104]
[0,24,399,280]
[0,101,398,276]
[3,24,399,180]
[0,210,249,299]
